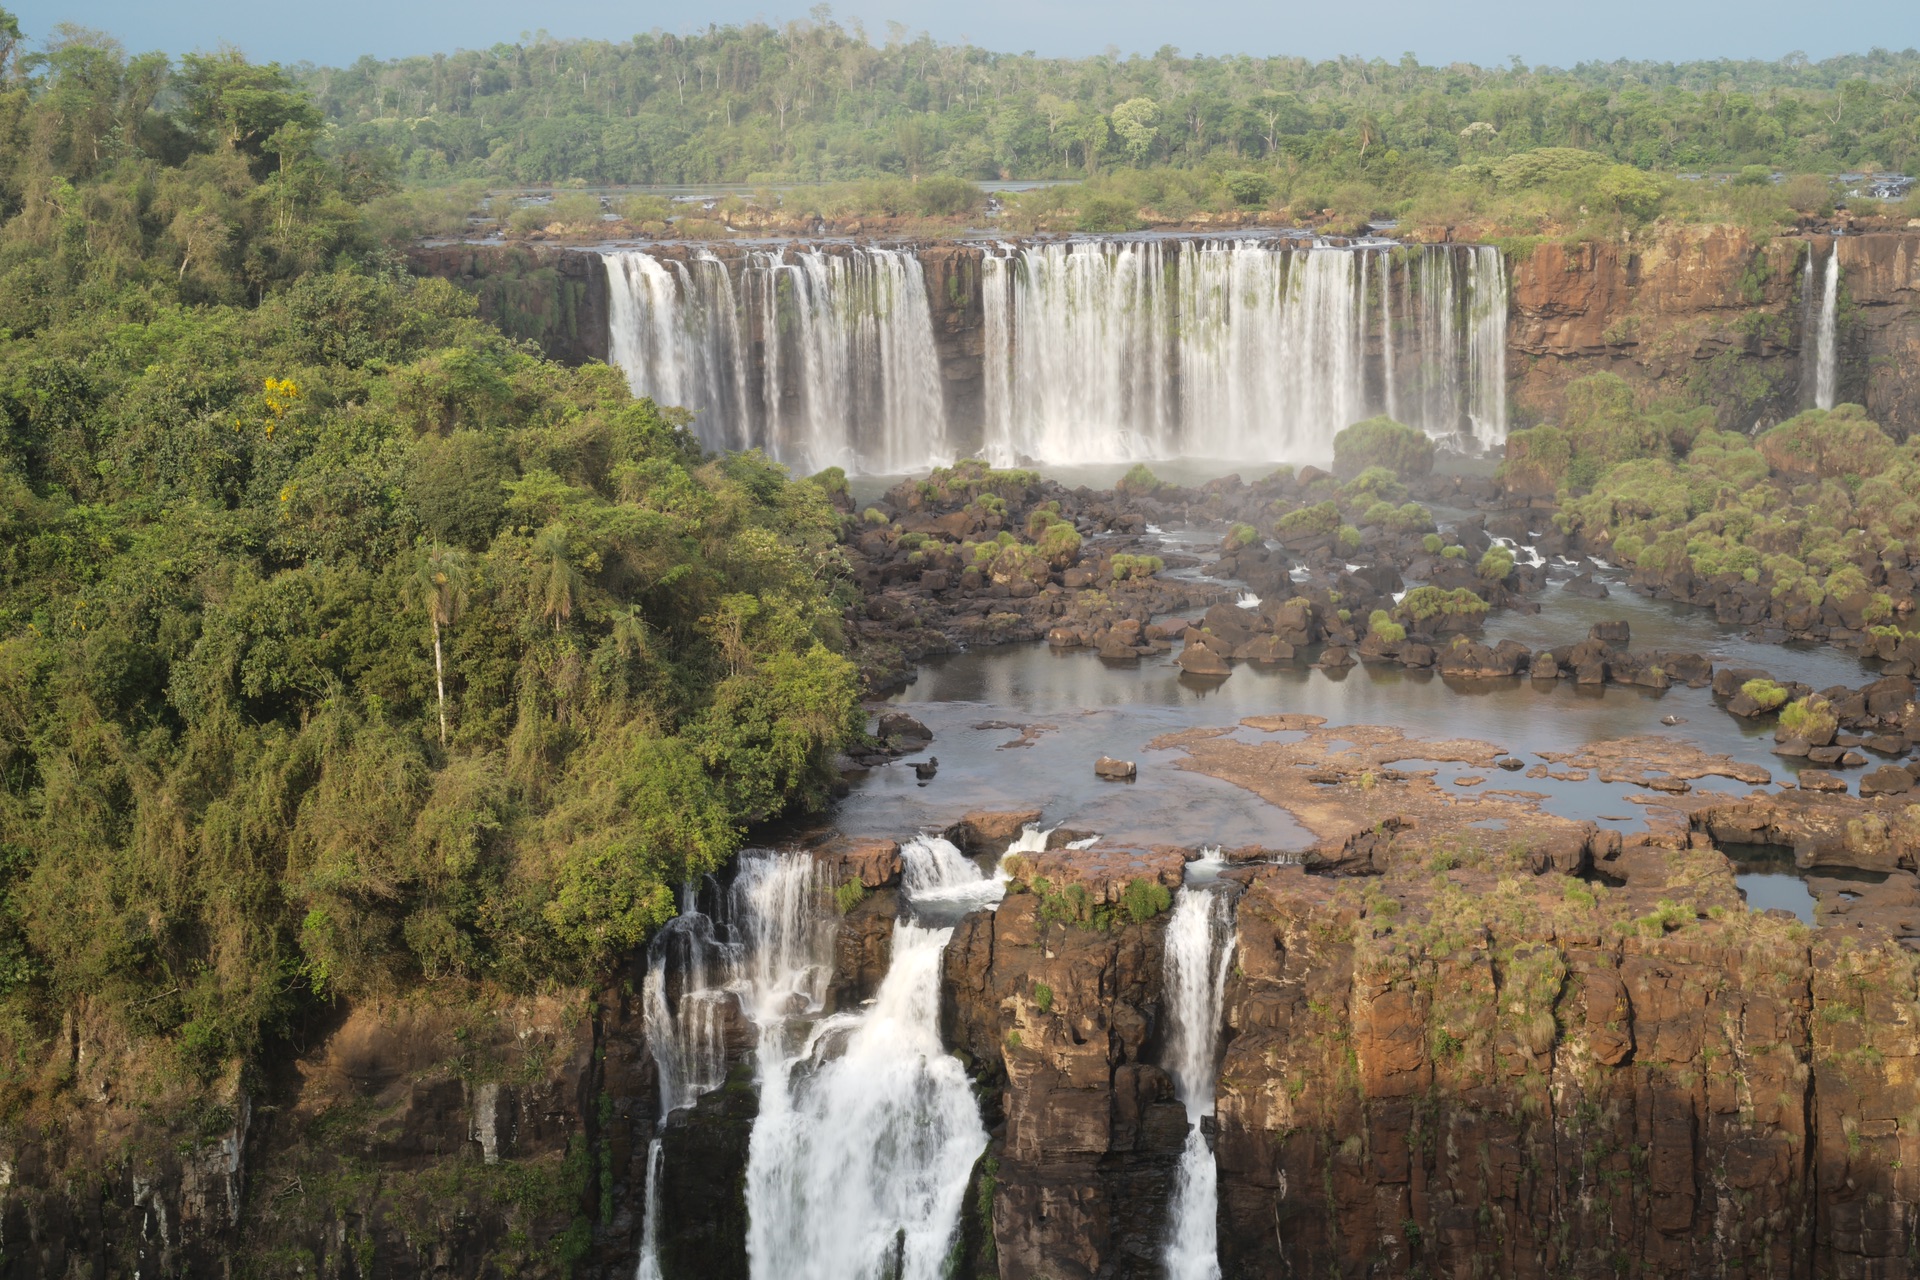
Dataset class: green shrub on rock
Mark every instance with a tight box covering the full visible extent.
[1756,405,1895,479]
[1120,878,1173,924]
[1342,465,1408,504]
[1778,695,1838,743]
[1368,609,1407,644]
[1333,416,1435,480]
[1108,553,1164,581]
[1399,586,1489,623]
[1274,501,1342,540]
[1037,521,1084,567]
[1741,679,1790,711]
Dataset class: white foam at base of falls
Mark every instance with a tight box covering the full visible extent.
[744,923,987,1280]
[1162,886,1238,1280]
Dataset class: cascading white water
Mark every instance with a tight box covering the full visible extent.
[745,919,988,1280]
[607,237,1507,471]
[982,240,1176,465]
[634,853,831,1280]
[1161,885,1238,1280]
[1177,241,1365,460]
[1815,239,1842,410]
[635,1137,667,1280]
[604,247,952,475]
[982,239,1507,466]
[1464,246,1509,448]
[607,253,751,452]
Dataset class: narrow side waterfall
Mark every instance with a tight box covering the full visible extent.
[634,853,832,1280]
[604,246,952,475]
[1814,239,1842,410]
[1161,885,1238,1280]
[981,239,1508,466]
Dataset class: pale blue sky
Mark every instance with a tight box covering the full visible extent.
[10,0,1919,68]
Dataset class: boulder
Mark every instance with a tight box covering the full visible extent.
[1094,756,1138,781]
[1234,634,1296,665]
[1714,666,1773,699]
[1590,620,1631,644]
[875,712,932,745]
[945,810,1046,855]
[1563,573,1609,599]
[809,837,904,889]
[1177,641,1231,677]
[1861,766,1914,797]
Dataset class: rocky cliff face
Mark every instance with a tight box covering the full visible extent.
[10,814,1920,1278]
[409,243,611,367]
[1212,849,1920,1279]
[1509,228,1920,435]
[944,890,1188,1279]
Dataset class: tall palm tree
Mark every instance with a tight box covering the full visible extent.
[534,524,581,633]
[403,545,469,746]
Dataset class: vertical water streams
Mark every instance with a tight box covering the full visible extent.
[1464,246,1510,448]
[1815,238,1842,410]
[604,246,952,475]
[743,836,998,1280]
[604,238,1509,473]
[744,922,987,1280]
[1161,884,1238,1280]
[634,838,999,1279]
[633,853,831,1280]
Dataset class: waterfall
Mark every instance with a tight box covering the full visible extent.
[634,853,832,1280]
[603,247,952,475]
[1161,885,1238,1280]
[606,253,750,452]
[607,238,1509,473]
[1464,246,1509,448]
[981,240,1177,464]
[635,1138,666,1280]
[981,239,1508,466]
[745,922,988,1280]
[1814,239,1842,410]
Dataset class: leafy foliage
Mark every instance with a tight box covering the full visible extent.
[0,24,861,1085]
[297,21,1920,186]
[1333,417,1434,480]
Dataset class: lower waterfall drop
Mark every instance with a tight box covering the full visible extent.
[744,919,987,1280]
[1161,882,1238,1280]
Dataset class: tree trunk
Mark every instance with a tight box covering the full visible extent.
[432,616,447,746]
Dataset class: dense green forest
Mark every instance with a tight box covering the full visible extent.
[298,18,1920,185]
[0,10,860,1098]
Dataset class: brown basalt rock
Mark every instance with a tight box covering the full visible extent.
[809,835,904,888]
[1209,854,1879,1280]
[942,894,1184,1279]
[1006,844,1188,903]
[1176,639,1231,677]
[944,809,1045,855]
